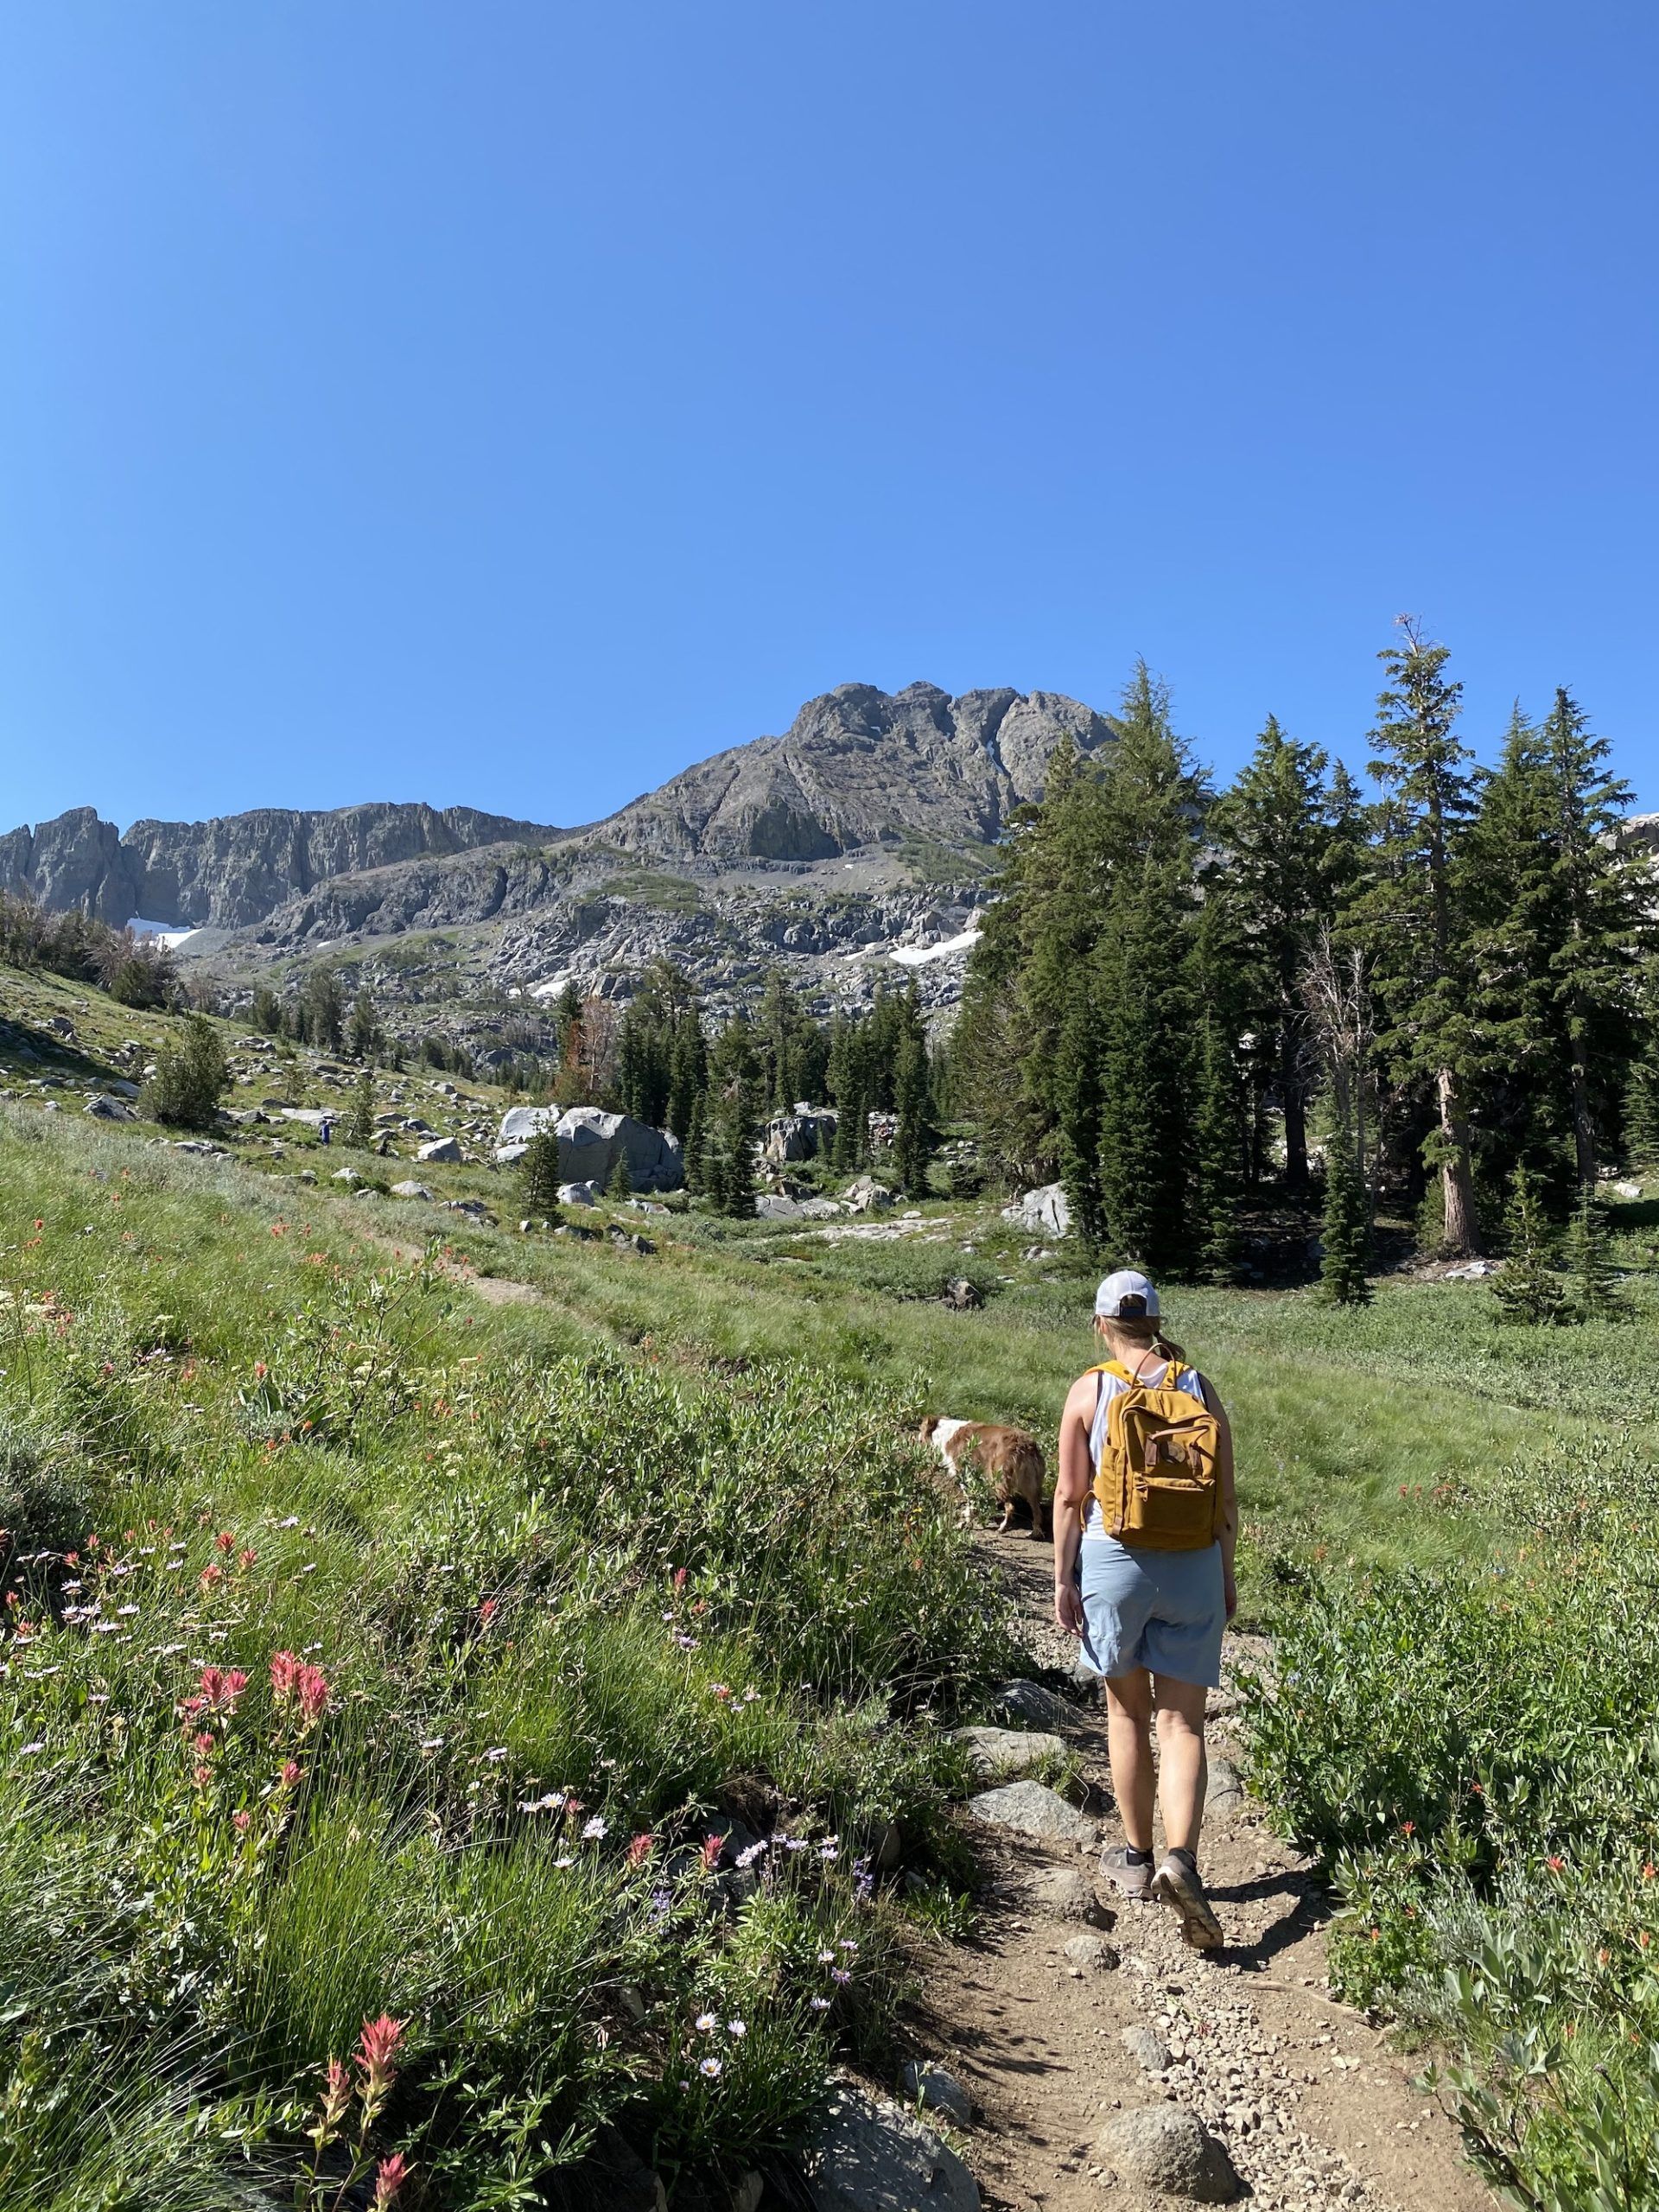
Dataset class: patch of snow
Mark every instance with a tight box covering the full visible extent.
[127,918,200,949]
[889,927,982,969]
[529,973,573,1001]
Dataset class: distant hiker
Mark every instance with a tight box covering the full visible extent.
[1053,1269,1237,1948]
[319,1117,332,1146]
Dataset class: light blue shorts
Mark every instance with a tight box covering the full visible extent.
[1077,1537,1226,1688]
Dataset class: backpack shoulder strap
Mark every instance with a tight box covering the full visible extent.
[1085,1361,1138,1386]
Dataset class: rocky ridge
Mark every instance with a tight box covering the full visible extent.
[3,680,1103,939]
[0,802,559,931]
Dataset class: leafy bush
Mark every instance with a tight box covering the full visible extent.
[1246,1433,1659,2209]
[0,1411,92,1555]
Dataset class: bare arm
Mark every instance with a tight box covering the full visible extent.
[1052,1373,1096,1635]
[1199,1376,1239,1619]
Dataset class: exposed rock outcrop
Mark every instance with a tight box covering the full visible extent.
[0,802,558,928]
[601,680,1113,861]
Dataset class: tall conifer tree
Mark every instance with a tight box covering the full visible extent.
[892,988,938,1197]
[1538,688,1643,1187]
[1354,619,1484,1256]
[1210,715,1338,1193]
[1093,664,1205,1273]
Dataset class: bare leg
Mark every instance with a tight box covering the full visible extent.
[1103,1669,1155,1853]
[1153,1675,1209,1858]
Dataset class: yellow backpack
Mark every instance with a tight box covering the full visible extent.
[1087,1359,1223,1551]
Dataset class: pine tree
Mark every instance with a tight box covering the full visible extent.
[1626,1020,1659,1173]
[1462,704,1558,1190]
[1210,716,1341,1193]
[343,1069,376,1150]
[1353,619,1484,1256]
[720,1110,758,1217]
[954,726,1116,1188]
[142,1014,230,1133]
[1564,1189,1624,1322]
[607,1147,632,1199]
[1094,666,1206,1273]
[1538,689,1644,1188]
[666,1007,709,1142]
[829,1013,872,1171]
[892,988,938,1198]
[520,1127,563,1220]
[708,1014,761,1218]
[1319,1118,1371,1306]
[1490,1165,1566,1325]
[249,984,283,1034]
[1054,970,1106,1248]
[301,967,346,1054]
[348,990,381,1062]
[758,968,820,1114]
[683,1092,708,1197]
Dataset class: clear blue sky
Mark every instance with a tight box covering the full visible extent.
[3,2,1655,833]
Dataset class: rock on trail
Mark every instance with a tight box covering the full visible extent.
[803,2083,979,2212]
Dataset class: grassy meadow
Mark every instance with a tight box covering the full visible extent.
[5,966,1659,2207]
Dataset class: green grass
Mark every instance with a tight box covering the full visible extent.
[9,957,1659,2205]
[0,1104,1004,2206]
[595,871,704,914]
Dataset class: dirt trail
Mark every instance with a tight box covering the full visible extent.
[903,1534,1495,2212]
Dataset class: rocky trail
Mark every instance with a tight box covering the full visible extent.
[890,1534,1497,2212]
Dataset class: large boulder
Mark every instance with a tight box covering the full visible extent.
[1001,1182,1071,1238]
[85,1093,136,1122]
[498,1103,563,1148]
[1096,2106,1239,2201]
[494,1105,683,1192]
[764,1107,838,1164]
[416,1135,461,1164]
[802,2084,978,2212]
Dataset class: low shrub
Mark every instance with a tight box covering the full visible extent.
[1246,1433,1659,2209]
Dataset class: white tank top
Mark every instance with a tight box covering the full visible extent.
[1082,1357,1205,1541]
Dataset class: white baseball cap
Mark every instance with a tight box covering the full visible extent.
[1094,1268,1160,1319]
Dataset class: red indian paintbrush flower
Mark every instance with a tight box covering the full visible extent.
[372,2152,410,2207]
[297,1663,330,1724]
[321,2056,353,2127]
[357,2013,406,2082]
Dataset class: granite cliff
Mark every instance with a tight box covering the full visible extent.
[0,802,558,929]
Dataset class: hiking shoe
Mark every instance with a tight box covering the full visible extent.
[1100,1846,1154,1901]
[1154,1854,1224,1948]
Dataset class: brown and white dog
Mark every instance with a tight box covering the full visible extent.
[918,1415,1050,1540]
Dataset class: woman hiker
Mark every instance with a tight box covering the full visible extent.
[1052,1268,1237,1948]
